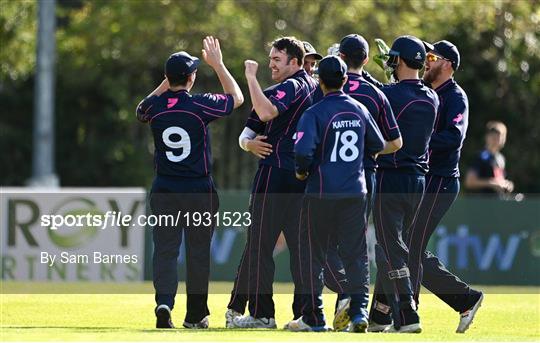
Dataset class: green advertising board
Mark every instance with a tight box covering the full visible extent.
[145,192,540,286]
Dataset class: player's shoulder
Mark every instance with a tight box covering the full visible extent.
[192,92,230,103]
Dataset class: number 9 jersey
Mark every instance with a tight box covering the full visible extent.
[294,91,386,198]
[136,89,234,178]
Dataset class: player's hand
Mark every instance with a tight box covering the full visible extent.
[246,135,272,159]
[202,36,223,69]
[501,179,514,193]
[295,171,308,181]
[244,60,259,79]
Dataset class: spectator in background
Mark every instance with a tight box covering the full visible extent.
[465,121,514,195]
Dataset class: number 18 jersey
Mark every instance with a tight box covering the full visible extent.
[294,91,385,197]
[136,89,234,178]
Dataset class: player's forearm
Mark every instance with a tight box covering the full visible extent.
[147,79,169,97]
[378,137,403,155]
[238,127,257,151]
[246,76,278,122]
[214,63,244,108]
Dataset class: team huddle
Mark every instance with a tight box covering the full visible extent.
[136,34,483,333]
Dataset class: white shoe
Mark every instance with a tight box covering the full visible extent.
[367,320,392,332]
[333,297,351,331]
[386,322,422,333]
[183,316,209,329]
[456,293,484,333]
[225,309,242,328]
[286,316,329,332]
[232,315,277,329]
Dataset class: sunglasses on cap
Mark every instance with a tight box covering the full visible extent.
[426,52,451,63]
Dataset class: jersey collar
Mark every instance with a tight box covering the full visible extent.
[434,78,455,93]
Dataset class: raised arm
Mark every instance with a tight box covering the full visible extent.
[202,36,244,109]
[244,60,279,122]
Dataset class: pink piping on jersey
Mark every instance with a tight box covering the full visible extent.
[149,109,209,175]
[433,96,444,131]
[274,84,317,168]
[192,94,230,113]
[349,93,380,113]
[395,99,437,120]
[202,110,224,119]
[254,165,272,316]
[268,96,289,112]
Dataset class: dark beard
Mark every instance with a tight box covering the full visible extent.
[423,65,441,85]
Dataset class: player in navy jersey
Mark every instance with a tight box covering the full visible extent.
[318,34,404,330]
[287,56,387,332]
[226,37,318,329]
[363,36,439,333]
[405,41,483,333]
[302,41,323,77]
[136,36,243,329]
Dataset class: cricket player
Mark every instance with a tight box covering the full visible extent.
[367,35,439,333]
[406,41,483,333]
[227,40,322,328]
[324,34,404,331]
[136,36,243,329]
[302,41,323,76]
[226,37,318,329]
[288,55,387,332]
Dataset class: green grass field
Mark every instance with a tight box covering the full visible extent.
[1,282,539,341]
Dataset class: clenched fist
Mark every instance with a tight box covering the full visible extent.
[244,60,259,79]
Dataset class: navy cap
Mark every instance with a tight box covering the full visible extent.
[165,51,200,77]
[430,40,460,70]
[318,55,347,83]
[339,34,369,58]
[303,41,323,60]
[389,35,426,69]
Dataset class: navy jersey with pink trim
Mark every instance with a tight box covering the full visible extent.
[253,69,318,171]
[428,78,469,177]
[294,91,385,197]
[377,80,439,175]
[343,72,401,172]
[136,89,234,178]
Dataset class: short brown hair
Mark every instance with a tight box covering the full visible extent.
[270,37,305,66]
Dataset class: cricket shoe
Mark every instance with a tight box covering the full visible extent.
[386,309,421,333]
[368,300,392,332]
[348,314,369,333]
[367,320,392,332]
[183,316,209,329]
[155,304,174,329]
[225,308,242,328]
[333,297,351,331]
[456,292,484,333]
[386,322,422,333]
[286,316,329,332]
[232,315,277,329]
